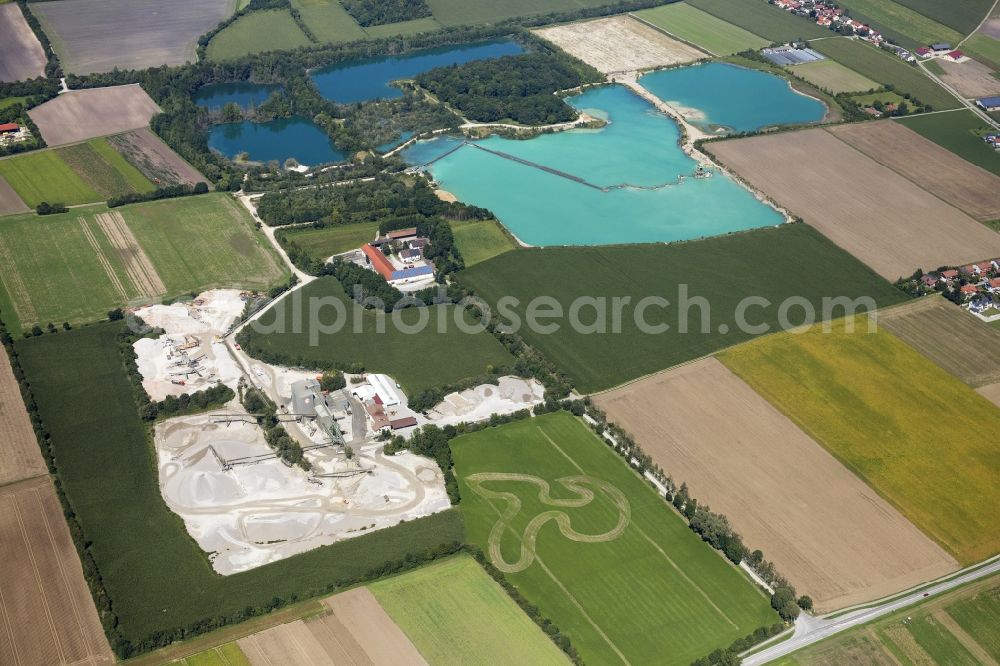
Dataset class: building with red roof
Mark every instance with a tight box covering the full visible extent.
[0,123,20,133]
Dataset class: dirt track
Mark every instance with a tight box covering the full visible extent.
[0,347,46,486]
[28,84,161,147]
[0,476,114,665]
[706,129,1000,280]
[0,4,46,82]
[827,120,1000,221]
[594,357,959,612]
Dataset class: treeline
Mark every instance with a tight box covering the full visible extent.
[415,52,604,125]
[0,78,54,156]
[196,0,294,60]
[107,181,209,208]
[239,380,313,470]
[17,0,63,78]
[342,0,431,27]
[690,623,786,666]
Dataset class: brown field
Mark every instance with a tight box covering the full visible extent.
[0,4,47,82]
[982,18,1000,40]
[976,382,1000,408]
[534,15,706,74]
[0,175,30,216]
[0,476,114,665]
[107,128,207,187]
[936,57,1000,98]
[594,357,958,612]
[238,588,424,665]
[826,120,1000,221]
[28,85,161,147]
[706,129,1000,280]
[94,211,166,298]
[0,347,46,487]
[878,297,1000,388]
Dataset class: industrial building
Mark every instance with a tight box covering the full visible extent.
[977,96,1000,112]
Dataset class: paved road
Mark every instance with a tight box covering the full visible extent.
[916,59,1000,130]
[744,557,1000,664]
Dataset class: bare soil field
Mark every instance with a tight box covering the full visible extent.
[936,57,1000,98]
[705,129,1000,280]
[980,18,1000,40]
[29,85,161,147]
[32,0,233,74]
[0,4,47,82]
[107,128,206,187]
[0,476,114,666]
[878,297,1000,387]
[322,588,426,664]
[977,382,1000,408]
[826,120,1000,221]
[534,15,706,74]
[0,347,45,487]
[594,357,959,612]
[0,175,30,216]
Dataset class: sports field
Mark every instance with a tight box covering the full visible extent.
[688,0,828,41]
[790,59,879,93]
[15,322,466,648]
[0,149,103,207]
[451,218,517,267]
[241,276,514,394]
[457,224,906,393]
[633,3,769,56]
[719,317,1000,565]
[281,221,379,261]
[370,555,568,664]
[452,411,779,665]
[835,0,961,50]
[811,38,959,110]
[207,10,312,61]
[774,572,1000,665]
[897,109,1000,177]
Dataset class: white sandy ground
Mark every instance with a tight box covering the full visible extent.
[422,377,545,426]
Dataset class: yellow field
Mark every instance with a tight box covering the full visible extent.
[719,316,1000,565]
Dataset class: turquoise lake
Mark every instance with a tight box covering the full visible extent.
[639,62,826,133]
[208,117,345,166]
[310,40,523,104]
[402,84,784,246]
[195,82,282,109]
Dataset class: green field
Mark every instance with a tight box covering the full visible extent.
[891,0,995,34]
[897,109,1000,176]
[451,218,517,267]
[835,0,962,50]
[962,33,1000,71]
[633,3,769,55]
[0,194,287,333]
[688,0,829,41]
[363,16,441,38]
[207,9,312,61]
[790,59,880,93]
[56,138,155,199]
[292,0,366,43]
[170,643,250,666]
[811,37,959,110]
[719,317,1000,565]
[850,90,909,107]
[282,221,379,260]
[241,276,514,394]
[457,224,906,393]
[0,96,29,112]
[426,0,610,27]
[452,411,779,665]
[775,573,1000,665]
[0,149,102,207]
[15,322,466,649]
[370,555,568,664]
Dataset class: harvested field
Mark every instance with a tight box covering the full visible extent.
[826,120,1000,221]
[29,85,161,147]
[878,297,1000,387]
[533,15,706,74]
[107,129,207,187]
[32,0,233,74]
[0,4,47,82]
[594,357,958,612]
[94,210,167,298]
[0,176,29,216]
[323,588,427,664]
[936,57,1000,98]
[0,347,46,486]
[0,475,114,666]
[239,620,340,665]
[790,59,880,94]
[706,129,1000,280]
[977,382,1000,408]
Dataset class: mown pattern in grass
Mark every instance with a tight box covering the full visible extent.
[452,411,778,665]
[719,317,1000,565]
[206,10,312,61]
[633,3,770,56]
[897,109,1000,176]
[688,0,828,41]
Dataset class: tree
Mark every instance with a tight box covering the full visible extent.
[797,595,813,612]
[107,308,124,321]
[320,371,346,391]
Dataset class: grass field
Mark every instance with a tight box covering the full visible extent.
[719,317,1000,565]
[457,224,906,393]
[292,0,366,43]
[241,276,514,394]
[835,0,962,50]
[0,96,28,111]
[811,37,959,110]
[632,3,769,56]
[170,643,250,666]
[688,0,828,41]
[897,109,1000,176]
[891,0,995,35]
[15,321,466,648]
[206,9,312,61]
[451,218,517,267]
[426,0,610,27]
[774,573,1000,665]
[281,221,379,261]
[790,59,880,93]
[370,555,568,664]
[0,149,102,207]
[963,33,1000,70]
[364,16,441,38]
[56,138,156,199]
[452,411,779,665]
[849,90,909,107]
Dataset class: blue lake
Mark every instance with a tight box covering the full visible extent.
[310,40,524,104]
[639,62,826,133]
[195,82,283,110]
[376,131,415,153]
[403,84,785,246]
[207,117,345,166]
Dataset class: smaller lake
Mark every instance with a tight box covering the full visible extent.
[195,82,283,110]
[639,62,826,133]
[207,117,345,166]
[310,40,524,104]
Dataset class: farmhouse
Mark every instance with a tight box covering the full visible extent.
[0,123,18,134]
[978,96,1000,111]
[360,230,435,286]
[930,43,953,55]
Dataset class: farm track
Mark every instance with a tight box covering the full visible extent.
[77,217,128,301]
[94,211,165,298]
